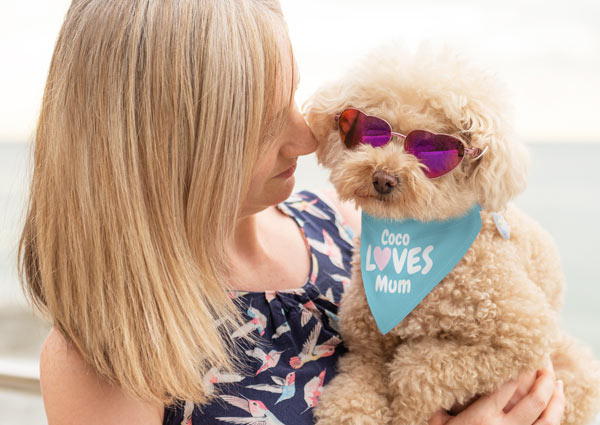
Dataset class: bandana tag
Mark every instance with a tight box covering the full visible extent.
[492,212,511,239]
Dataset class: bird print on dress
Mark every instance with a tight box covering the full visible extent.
[162,190,353,425]
[271,309,291,340]
[246,372,296,405]
[324,310,341,334]
[277,203,305,228]
[216,395,286,425]
[328,208,355,247]
[307,229,345,271]
[289,321,341,369]
[329,273,350,287]
[245,347,287,375]
[287,198,331,221]
[203,366,245,396]
[309,252,319,284]
[287,192,310,203]
[232,305,268,338]
[299,300,323,327]
[229,291,250,299]
[179,400,195,425]
[312,190,356,247]
[317,287,337,306]
[301,369,327,414]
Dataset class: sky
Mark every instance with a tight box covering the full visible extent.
[0,0,599,144]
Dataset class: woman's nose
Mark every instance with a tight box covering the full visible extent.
[281,105,318,157]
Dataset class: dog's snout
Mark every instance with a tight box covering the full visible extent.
[372,170,399,195]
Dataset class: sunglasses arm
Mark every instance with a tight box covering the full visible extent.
[466,145,488,160]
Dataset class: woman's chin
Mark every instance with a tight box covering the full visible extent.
[260,175,296,207]
[279,175,295,199]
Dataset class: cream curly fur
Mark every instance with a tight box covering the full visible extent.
[303,40,600,425]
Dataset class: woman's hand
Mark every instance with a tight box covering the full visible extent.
[428,361,565,425]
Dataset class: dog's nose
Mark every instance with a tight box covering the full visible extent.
[372,170,399,195]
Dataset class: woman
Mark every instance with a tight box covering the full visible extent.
[19,0,564,424]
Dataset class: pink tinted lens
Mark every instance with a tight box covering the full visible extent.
[404,130,464,178]
[338,109,391,149]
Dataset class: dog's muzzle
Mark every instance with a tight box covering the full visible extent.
[372,170,399,195]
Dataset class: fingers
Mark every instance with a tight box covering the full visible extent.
[543,358,556,379]
[443,377,518,424]
[503,369,537,413]
[427,361,561,425]
[484,376,520,412]
[506,366,556,424]
[534,380,565,425]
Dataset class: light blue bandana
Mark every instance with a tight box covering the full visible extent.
[360,204,482,335]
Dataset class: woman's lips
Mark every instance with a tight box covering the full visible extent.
[275,163,297,178]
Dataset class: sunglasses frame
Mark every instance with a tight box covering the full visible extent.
[334,108,488,179]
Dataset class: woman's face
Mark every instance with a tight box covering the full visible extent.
[240,56,318,217]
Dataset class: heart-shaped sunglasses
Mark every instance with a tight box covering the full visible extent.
[334,108,488,179]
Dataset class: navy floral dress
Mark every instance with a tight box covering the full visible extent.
[162,189,356,425]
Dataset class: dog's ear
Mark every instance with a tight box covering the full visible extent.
[462,102,530,212]
[409,41,530,212]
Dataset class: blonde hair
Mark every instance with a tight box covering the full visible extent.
[17,0,295,407]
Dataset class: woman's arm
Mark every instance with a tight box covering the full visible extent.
[40,327,164,425]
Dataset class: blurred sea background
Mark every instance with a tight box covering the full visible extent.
[1,0,599,424]
[2,142,600,350]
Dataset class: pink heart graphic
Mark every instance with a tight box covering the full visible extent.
[373,246,391,271]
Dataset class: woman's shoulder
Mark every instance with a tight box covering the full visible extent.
[40,327,164,425]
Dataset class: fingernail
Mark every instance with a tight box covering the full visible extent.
[557,380,563,389]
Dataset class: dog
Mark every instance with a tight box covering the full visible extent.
[303,40,600,425]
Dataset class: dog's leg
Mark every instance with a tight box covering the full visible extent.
[313,350,393,425]
[386,337,549,425]
[551,331,600,425]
